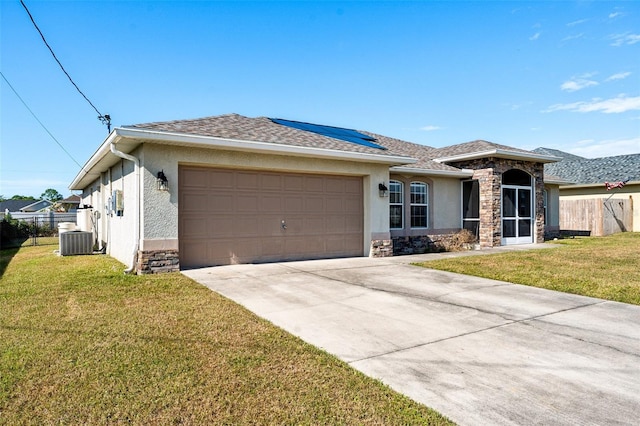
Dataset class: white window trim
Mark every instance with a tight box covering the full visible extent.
[389,180,403,230]
[410,181,428,229]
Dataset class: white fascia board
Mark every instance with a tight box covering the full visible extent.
[390,166,474,178]
[434,149,560,164]
[115,127,417,165]
[544,178,574,185]
[69,127,417,190]
[69,131,120,190]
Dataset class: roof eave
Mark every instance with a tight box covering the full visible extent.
[390,166,474,178]
[69,127,417,190]
[434,149,560,164]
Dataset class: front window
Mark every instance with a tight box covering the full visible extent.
[462,180,480,239]
[389,180,403,229]
[410,182,428,228]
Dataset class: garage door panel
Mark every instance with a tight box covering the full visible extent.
[326,177,346,193]
[326,216,345,232]
[233,217,261,236]
[237,195,259,212]
[261,238,285,256]
[346,215,364,232]
[284,196,304,212]
[182,169,209,188]
[181,216,210,238]
[305,176,324,192]
[208,194,234,212]
[261,174,282,190]
[326,197,345,212]
[261,195,282,212]
[182,192,209,212]
[345,198,362,213]
[236,172,259,189]
[303,216,325,233]
[209,216,234,238]
[304,197,324,211]
[180,166,363,268]
[325,236,347,252]
[284,175,304,190]
[345,179,361,194]
[208,170,234,189]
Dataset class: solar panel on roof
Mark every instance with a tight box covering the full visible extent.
[270,118,387,150]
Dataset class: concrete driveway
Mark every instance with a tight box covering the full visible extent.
[183,249,640,425]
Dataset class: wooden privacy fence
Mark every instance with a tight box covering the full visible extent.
[560,197,633,236]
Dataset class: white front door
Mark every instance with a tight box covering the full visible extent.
[501,185,533,245]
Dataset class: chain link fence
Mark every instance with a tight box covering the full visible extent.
[1,212,77,249]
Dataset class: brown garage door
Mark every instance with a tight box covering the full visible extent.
[179,166,364,268]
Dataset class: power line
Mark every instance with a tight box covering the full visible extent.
[19,0,111,132]
[0,71,86,171]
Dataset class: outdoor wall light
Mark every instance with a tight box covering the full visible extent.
[156,170,169,191]
[378,183,389,198]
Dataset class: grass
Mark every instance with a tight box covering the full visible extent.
[416,233,640,305]
[0,245,452,425]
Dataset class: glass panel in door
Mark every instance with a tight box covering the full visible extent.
[502,188,516,238]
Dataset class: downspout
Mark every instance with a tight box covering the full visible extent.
[110,143,140,274]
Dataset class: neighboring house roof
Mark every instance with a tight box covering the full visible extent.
[60,194,81,204]
[70,113,558,189]
[20,200,53,212]
[533,147,586,162]
[541,151,640,185]
[54,195,82,212]
[0,200,34,213]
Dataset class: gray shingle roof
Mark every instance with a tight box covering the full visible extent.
[533,147,585,162]
[126,114,405,157]
[434,140,539,158]
[543,153,640,185]
[124,114,552,175]
[126,114,464,172]
[0,200,34,213]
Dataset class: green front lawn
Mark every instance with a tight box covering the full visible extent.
[416,233,640,305]
[0,245,452,425]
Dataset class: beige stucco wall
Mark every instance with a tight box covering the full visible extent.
[81,154,139,267]
[559,184,639,232]
[139,143,392,256]
[389,173,462,237]
[544,184,560,229]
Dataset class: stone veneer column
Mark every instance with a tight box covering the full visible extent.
[474,168,502,247]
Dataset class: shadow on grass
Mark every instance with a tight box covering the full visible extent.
[0,246,21,278]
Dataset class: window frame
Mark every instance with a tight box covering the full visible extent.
[389,180,403,230]
[410,181,428,229]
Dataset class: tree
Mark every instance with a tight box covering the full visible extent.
[10,195,37,201]
[41,189,63,202]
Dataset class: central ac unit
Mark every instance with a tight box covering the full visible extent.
[59,231,93,256]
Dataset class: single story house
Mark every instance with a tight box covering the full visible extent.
[19,199,53,212]
[54,194,82,212]
[70,114,559,273]
[1,199,35,215]
[535,148,640,234]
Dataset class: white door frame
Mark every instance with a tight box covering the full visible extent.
[501,184,534,245]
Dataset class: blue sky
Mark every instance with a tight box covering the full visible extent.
[1,0,639,198]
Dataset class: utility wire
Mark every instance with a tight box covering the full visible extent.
[1,71,86,171]
[19,0,111,132]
